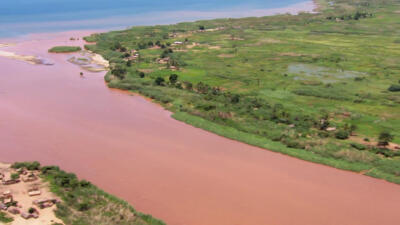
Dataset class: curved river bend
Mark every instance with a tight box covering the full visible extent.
[1,32,400,225]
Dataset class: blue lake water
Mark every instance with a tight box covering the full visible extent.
[0,0,311,37]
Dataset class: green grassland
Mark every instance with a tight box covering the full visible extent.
[84,0,400,183]
[49,46,82,53]
[10,162,165,225]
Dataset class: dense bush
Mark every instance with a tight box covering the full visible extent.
[335,130,349,139]
[350,142,366,150]
[169,74,178,84]
[155,77,165,86]
[11,161,41,170]
[388,84,400,92]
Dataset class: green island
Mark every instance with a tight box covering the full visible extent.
[83,0,400,184]
[49,46,82,53]
[0,161,164,225]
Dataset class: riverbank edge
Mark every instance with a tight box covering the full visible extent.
[172,112,400,184]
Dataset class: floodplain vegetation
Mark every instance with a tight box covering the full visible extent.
[8,162,165,225]
[84,0,400,184]
[49,46,82,53]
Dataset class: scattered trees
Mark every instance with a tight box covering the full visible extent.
[161,49,173,58]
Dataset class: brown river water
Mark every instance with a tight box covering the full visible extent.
[1,31,400,225]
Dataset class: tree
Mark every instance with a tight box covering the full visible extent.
[126,60,132,67]
[111,66,127,79]
[231,94,240,104]
[378,131,394,147]
[155,77,165,86]
[28,208,36,214]
[199,25,205,30]
[169,74,178,84]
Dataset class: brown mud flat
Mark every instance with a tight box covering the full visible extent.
[1,31,400,225]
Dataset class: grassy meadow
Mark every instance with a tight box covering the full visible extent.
[84,0,400,183]
[49,46,82,53]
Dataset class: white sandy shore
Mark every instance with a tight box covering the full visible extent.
[0,50,42,65]
[0,44,43,64]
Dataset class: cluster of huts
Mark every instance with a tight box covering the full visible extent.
[127,49,140,61]
[0,168,60,221]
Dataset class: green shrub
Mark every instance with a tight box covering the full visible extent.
[169,74,178,84]
[335,130,349,139]
[0,212,13,223]
[378,131,394,146]
[350,142,366,150]
[41,166,60,174]
[78,202,90,211]
[155,77,165,86]
[11,173,20,180]
[283,139,306,149]
[11,161,41,170]
[388,84,400,92]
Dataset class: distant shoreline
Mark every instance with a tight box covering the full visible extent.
[0,1,316,39]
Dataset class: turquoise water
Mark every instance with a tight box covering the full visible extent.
[0,0,309,37]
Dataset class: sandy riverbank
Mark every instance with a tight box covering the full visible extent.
[0,44,43,65]
[0,34,108,70]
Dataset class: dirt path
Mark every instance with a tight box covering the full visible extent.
[1,31,400,225]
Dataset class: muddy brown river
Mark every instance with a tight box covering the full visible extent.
[1,31,400,225]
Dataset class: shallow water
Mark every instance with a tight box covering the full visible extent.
[0,0,313,37]
[289,63,364,83]
[1,31,400,225]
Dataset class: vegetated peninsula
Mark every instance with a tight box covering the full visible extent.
[0,162,165,225]
[84,0,400,184]
[49,46,82,53]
